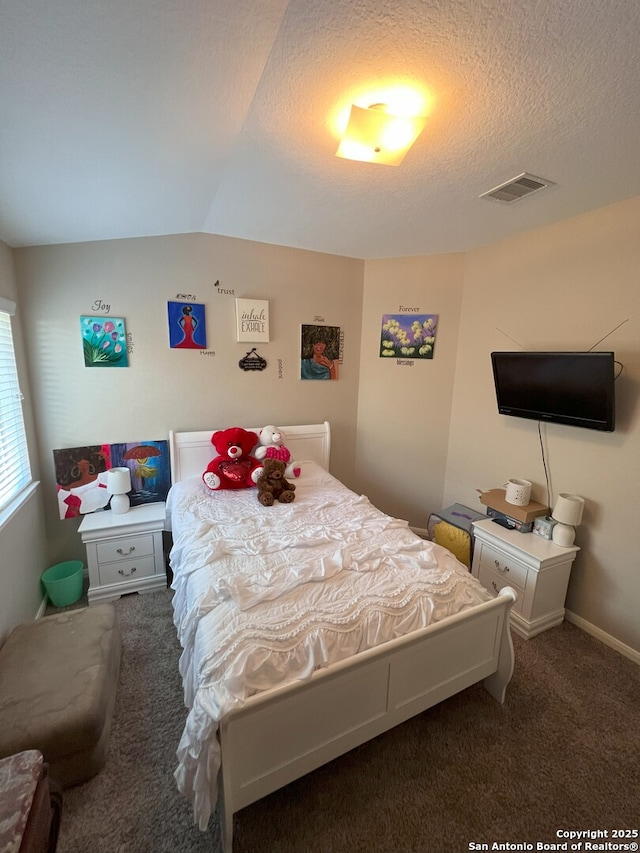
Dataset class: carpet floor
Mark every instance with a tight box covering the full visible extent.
[55,589,639,853]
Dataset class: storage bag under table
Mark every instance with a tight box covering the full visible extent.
[426,503,485,569]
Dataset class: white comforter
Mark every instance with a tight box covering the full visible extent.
[168,463,490,829]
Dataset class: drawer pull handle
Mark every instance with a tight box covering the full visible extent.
[118,566,137,577]
[491,581,499,593]
[117,546,135,556]
[494,560,509,573]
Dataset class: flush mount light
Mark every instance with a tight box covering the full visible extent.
[335,102,427,166]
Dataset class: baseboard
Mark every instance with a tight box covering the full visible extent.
[564,609,640,665]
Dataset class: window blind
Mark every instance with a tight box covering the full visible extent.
[0,300,32,511]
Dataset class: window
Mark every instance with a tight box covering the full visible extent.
[0,297,32,513]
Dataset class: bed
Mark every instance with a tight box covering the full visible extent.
[167,422,516,853]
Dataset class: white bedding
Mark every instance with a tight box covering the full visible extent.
[168,462,491,828]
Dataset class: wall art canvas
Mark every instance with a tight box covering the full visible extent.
[300,324,340,380]
[379,314,439,359]
[109,440,170,506]
[235,298,270,343]
[167,301,207,349]
[53,439,170,518]
[80,316,129,367]
[54,444,112,519]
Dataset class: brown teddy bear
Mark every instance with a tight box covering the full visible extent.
[256,458,296,506]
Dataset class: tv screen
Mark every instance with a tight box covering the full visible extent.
[491,351,615,432]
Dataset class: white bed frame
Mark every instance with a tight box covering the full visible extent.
[169,422,332,483]
[168,423,516,853]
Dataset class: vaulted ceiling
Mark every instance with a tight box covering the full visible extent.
[1,0,639,259]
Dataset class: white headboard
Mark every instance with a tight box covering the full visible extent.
[169,422,331,484]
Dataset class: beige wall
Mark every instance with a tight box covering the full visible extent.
[14,233,364,566]
[446,196,640,653]
[5,195,640,655]
[0,242,49,642]
[356,253,465,525]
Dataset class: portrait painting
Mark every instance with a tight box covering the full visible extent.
[53,444,112,519]
[167,301,207,349]
[300,324,340,380]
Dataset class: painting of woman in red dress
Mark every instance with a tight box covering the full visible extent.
[167,301,207,349]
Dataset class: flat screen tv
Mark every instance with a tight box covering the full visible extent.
[491,351,616,432]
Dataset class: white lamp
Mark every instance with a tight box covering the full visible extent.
[551,493,584,547]
[106,467,132,514]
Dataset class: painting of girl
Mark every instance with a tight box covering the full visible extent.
[300,324,340,380]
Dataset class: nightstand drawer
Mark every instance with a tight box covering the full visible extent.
[471,519,579,639]
[477,565,524,615]
[477,544,529,589]
[80,502,167,605]
[97,534,154,565]
[98,554,156,586]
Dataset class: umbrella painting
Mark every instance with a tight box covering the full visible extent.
[109,440,170,506]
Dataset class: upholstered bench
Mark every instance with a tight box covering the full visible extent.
[0,604,121,788]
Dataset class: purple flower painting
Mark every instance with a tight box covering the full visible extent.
[80,316,129,367]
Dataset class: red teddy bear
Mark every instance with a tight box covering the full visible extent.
[202,427,262,491]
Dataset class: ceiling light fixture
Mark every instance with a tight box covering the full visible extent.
[335,102,427,166]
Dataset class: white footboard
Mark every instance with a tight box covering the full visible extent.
[217,586,516,853]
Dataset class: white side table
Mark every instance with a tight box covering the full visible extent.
[471,518,579,639]
[79,502,167,605]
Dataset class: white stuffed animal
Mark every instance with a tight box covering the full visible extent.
[254,425,301,479]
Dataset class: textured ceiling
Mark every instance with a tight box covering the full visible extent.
[1,0,639,259]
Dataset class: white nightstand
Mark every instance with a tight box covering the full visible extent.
[79,502,167,605]
[471,518,579,639]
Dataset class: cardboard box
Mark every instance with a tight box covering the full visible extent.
[485,507,534,533]
[478,488,548,523]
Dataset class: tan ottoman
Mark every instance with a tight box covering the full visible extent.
[0,604,121,788]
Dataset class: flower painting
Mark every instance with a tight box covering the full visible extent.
[379,314,438,359]
[81,316,128,367]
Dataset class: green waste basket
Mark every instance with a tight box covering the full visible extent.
[41,560,84,607]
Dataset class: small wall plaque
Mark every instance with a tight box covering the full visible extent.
[239,348,267,371]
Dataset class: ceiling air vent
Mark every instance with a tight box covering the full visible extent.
[480,173,553,203]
